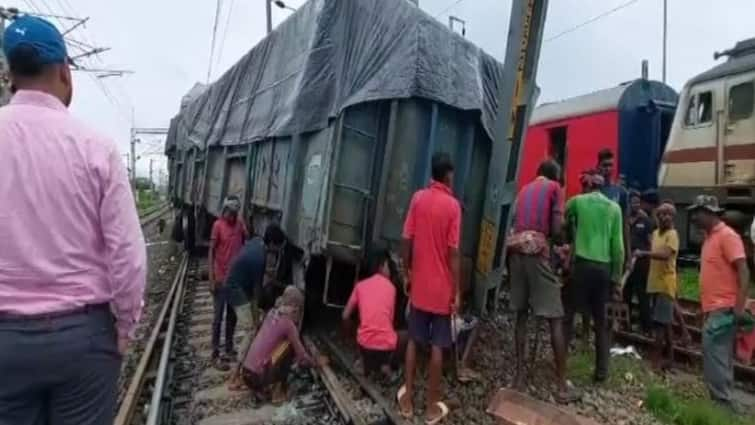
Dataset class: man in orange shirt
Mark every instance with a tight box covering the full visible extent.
[398,152,461,424]
[689,195,750,409]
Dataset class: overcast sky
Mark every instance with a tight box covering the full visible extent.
[5,0,754,180]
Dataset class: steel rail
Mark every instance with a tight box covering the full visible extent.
[145,253,189,425]
[114,253,188,425]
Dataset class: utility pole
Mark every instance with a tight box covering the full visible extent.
[266,0,272,34]
[130,128,137,191]
[149,159,154,192]
[662,0,667,83]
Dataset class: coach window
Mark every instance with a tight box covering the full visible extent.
[684,95,697,126]
[728,82,754,121]
[697,91,713,124]
[684,91,713,126]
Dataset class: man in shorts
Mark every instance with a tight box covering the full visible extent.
[398,152,461,424]
[506,160,578,403]
[633,202,679,370]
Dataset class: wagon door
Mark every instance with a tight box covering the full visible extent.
[723,75,755,185]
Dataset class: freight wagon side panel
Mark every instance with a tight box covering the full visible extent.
[326,102,382,259]
[205,148,225,216]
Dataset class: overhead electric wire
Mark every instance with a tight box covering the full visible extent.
[545,0,641,43]
[216,0,236,68]
[206,0,223,83]
[433,0,467,19]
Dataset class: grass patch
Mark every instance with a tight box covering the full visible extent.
[136,189,159,214]
[567,349,658,388]
[678,267,700,302]
[645,385,752,425]
[568,350,754,424]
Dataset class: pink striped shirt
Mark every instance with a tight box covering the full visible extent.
[0,90,147,340]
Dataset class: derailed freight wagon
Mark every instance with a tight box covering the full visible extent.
[166,0,511,308]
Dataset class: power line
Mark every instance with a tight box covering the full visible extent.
[544,0,641,43]
[206,0,223,83]
[216,0,236,67]
[433,0,467,19]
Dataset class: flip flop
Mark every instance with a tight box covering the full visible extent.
[555,386,582,404]
[396,385,414,419]
[425,401,450,425]
[457,368,481,383]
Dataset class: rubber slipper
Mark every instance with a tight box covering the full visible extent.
[425,401,450,425]
[457,368,481,383]
[555,387,582,404]
[396,385,413,419]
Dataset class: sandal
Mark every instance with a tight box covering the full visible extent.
[457,368,481,383]
[555,386,582,404]
[425,401,450,425]
[396,385,414,419]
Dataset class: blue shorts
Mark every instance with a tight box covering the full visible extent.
[408,307,452,349]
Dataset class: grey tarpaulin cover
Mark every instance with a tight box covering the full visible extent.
[166,0,506,153]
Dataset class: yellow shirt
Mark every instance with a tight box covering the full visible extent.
[647,229,679,297]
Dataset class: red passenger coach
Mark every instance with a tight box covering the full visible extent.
[520,79,678,199]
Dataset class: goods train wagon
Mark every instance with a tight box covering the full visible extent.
[660,38,755,251]
[165,0,513,309]
[520,78,677,199]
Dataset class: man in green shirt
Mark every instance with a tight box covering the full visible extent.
[563,170,624,382]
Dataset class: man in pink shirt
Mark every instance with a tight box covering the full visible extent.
[398,152,461,424]
[343,245,402,380]
[0,16,146,425]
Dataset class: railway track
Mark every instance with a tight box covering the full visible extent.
[116,255,404,425]
[140,203,172,227]
[613,297,755,385]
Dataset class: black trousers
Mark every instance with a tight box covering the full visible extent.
[0,306,121,425]
[623,257,651,333]
[212,285,238,356]
[563,258,612,379]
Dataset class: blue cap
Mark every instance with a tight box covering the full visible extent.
[3,15,68,65]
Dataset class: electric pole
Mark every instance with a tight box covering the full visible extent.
[266,0,272,34]
[149,159,154,192]
[130,128,137,190]
[662,0,667,83]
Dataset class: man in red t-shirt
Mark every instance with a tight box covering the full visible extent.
[209,196,248,369]
[343,245,402,380]
[397,152,461,424]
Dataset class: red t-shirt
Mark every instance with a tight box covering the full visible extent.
[402,181,461,315]
[211,218,248,282]
[345,274,398,351]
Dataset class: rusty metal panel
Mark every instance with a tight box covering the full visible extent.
[296,127,333,251]
[379,99,430,242]
[487,389,601,425]
[226,157,247,201]
[327,103,380,251]
[252,141,273,207]
[460,127,491,256]
[205,148,226,216]
[268,138,292,211]
[182,150,195,203]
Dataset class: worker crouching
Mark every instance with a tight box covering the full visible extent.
[240,286,321,403]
